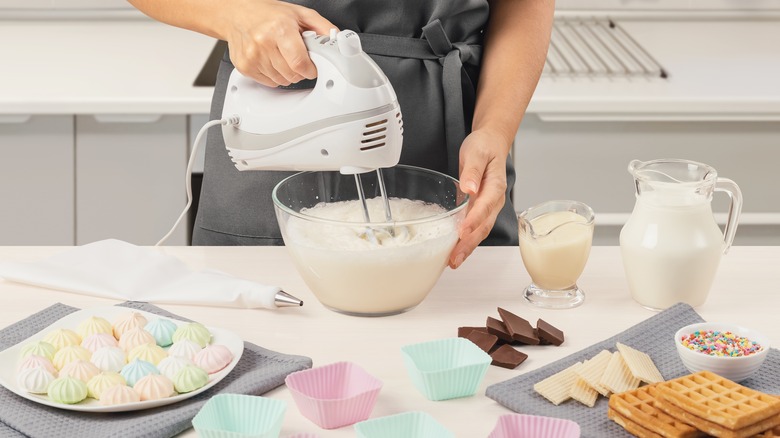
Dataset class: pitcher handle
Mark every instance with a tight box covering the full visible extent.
[715,178,742,254]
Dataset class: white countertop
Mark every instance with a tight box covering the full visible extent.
[0,246,778,437]
[0,18,215,115]
[0,17,779,117]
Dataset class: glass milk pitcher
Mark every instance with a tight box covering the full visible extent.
[619,159,742,310]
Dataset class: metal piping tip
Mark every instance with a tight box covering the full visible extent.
[275,290,303,307]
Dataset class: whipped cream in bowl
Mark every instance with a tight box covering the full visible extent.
[273,165,468,316]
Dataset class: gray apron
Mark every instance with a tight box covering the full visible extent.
[193,0,518,247]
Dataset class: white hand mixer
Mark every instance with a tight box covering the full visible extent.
[158,29,404,245]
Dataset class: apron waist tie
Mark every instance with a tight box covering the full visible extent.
[357,19,483,178]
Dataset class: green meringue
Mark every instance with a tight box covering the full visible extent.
[173,365,208,393]
[172,323,211,348]
[20,341,57,362]
[48,376,88,404]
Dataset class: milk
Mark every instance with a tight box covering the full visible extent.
[519,211,593,291]
[281,198,459,315]
[620,192,724,310]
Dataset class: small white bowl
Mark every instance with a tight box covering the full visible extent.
[674,322,770,382]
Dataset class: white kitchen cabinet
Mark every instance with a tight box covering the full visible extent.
[512,115,780,245]
[0,115,75,245]
[75,115,188,246]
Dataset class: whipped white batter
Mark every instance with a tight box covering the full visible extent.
[281,197,460,315]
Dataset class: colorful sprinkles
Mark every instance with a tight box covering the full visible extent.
[680,330,763,357]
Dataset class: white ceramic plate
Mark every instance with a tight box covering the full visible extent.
[0,306,244,413]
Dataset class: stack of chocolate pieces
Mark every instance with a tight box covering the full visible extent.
[457,307,564,370]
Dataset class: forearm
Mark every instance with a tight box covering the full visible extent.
[127,0,231,40]
[473,0,554,150]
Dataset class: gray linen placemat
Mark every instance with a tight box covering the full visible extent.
[0,301,312,438]
[485,302,780,438]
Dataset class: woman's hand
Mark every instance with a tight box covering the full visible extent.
[449,129,511,269]
[220,0,336,87]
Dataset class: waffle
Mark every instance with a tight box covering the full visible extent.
[608,407,664,438]
[656,371,780,431]
[655,398,780,438]
[608,383,703,438]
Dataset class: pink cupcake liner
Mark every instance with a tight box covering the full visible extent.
[488,414,580,438]
[286,434,321,438]
[284,361,382,430]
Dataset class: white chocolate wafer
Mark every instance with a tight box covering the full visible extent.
[575,349,613,397]
[533,362,583,405]
[617,342,664,384]
[600,351,640,394]
[571,377,599,407]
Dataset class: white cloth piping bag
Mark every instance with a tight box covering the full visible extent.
[0,239,302,309]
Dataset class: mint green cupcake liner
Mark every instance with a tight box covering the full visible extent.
[192,394,286,438]
[401,337,491,401]
[354,411,453,438]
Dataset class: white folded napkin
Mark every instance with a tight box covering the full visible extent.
[0,239,287,309]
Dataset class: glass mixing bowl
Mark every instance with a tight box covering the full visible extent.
[272,165,468,316]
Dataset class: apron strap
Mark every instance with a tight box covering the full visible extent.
[358,19,482,177]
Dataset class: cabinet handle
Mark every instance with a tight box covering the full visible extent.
[0,115,32,124]
[93,114,163,123]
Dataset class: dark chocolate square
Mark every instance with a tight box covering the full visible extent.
[457,326,489,338]
[490,344,528,369]
[536,318,564,346]
[486,316,513,343]
[497,307,539,345]
[465,330,499,353]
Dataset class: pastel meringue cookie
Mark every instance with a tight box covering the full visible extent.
[118,327,156,353]
[77,316,113,339]
[17,354,58,377]
[134,374,175,401]
[52,345,92,371]
[91,347,127,373]
[173,365,209,393]
[81,333,119,352]
[128,343,167,366]
[48,376,88,404]
[193,345,233,374]
[120,359,160,387]
[87,372,126,400]
[144,318,178,347]
[100,384,140,406]
[157,356,194,381]
[112,312,148,340]
[20,341,56,362]
[43,329,82,351]
[17,367,56,394]
[60,360,101,383]
[167,339,203,361]
[172,323,211,348]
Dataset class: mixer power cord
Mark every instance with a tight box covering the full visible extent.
[156,116,241,246]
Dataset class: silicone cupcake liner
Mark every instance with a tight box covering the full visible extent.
[488,414,581,438]
[192,394,287,438]
[354,411,454,438]
[284,361,382,429]
[401,337,491,401]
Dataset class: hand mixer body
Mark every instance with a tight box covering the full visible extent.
[221,30,403,175]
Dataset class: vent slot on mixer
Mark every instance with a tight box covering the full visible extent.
[361,119,388,151]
